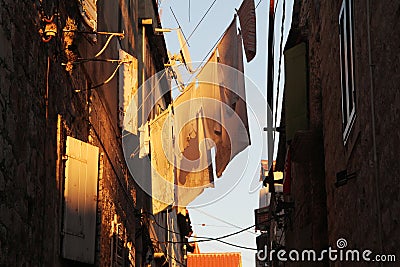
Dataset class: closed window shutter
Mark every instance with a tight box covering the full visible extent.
[284,42,309,141]
[62,136,99,264]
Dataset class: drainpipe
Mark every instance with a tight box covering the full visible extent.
[141,18,153,125]
[266,0,275,172]
[138,19,153,267]
[366,0,383,260]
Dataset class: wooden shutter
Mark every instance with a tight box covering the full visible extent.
[284,42,309,141]
[62,136,99,264]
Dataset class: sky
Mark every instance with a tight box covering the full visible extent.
[158,0,294,265]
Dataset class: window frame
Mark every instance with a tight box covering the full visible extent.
[339,0,356,144]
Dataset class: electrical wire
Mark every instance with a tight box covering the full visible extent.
[72,60,131,92]
[65,58,126,64]
[183,16,228,84]
[191,208,258,236]
[194,222,258,243]
[95,173,269,261]
[88,61,124,90]
[154,235,259,251]
[145,212,187,266]
[203,237,258,251]
[148,211,229,240]
[147,210,271,243]
[62,30,125,37]
[147,212,181,236]
[193,223,244,229]
[134,1,258,99]
[94,33,123,58]
[149,236,187,266]
[154,216,279,245]
[199,30,225,67]
[151,234,259,251]
[170,7,190,47]
[184,0,218,47]
[73,55,167,95]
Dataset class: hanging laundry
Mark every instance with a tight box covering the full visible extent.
[173,82,199,153]
[196,51,222,142]
[173,86,214,207]
[150,107,175,214]
[151,70,170,116]
[214,16,250,177]
[238,0,257,62]
[138,122,150,158]
[119,49,138,134]
[174,115,215,207]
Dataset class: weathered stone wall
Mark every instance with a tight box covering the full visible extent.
[365,1,400,258]
[282,1,329,265]
[289,0,400,266]
[0,0,169,266]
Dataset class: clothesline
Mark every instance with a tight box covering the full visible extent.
[120,0,256,129]
[149,15,251,213]
[122,0,257,214]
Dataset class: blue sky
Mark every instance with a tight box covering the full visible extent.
[159,0,293,265]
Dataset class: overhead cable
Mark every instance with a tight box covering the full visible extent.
[202,237,258,251]
[155,216,279,244]
[191,208,258,235]
[170,7,190,46]
[185,0,218,46]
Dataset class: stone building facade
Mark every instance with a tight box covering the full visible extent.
[267,0,400,266]
[0,0,186,266]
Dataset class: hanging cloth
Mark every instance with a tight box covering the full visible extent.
[214,16,251,177]
[150,106,175,214]
[237,0,257,62]
[138,122,150,158]
[173,85,215,207]
[196,51,223,144]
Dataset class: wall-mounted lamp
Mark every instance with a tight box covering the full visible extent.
[39,15,58,43]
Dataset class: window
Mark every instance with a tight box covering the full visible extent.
[339,0,356,143]
[284,42,309,142]
[62,136,99,264]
